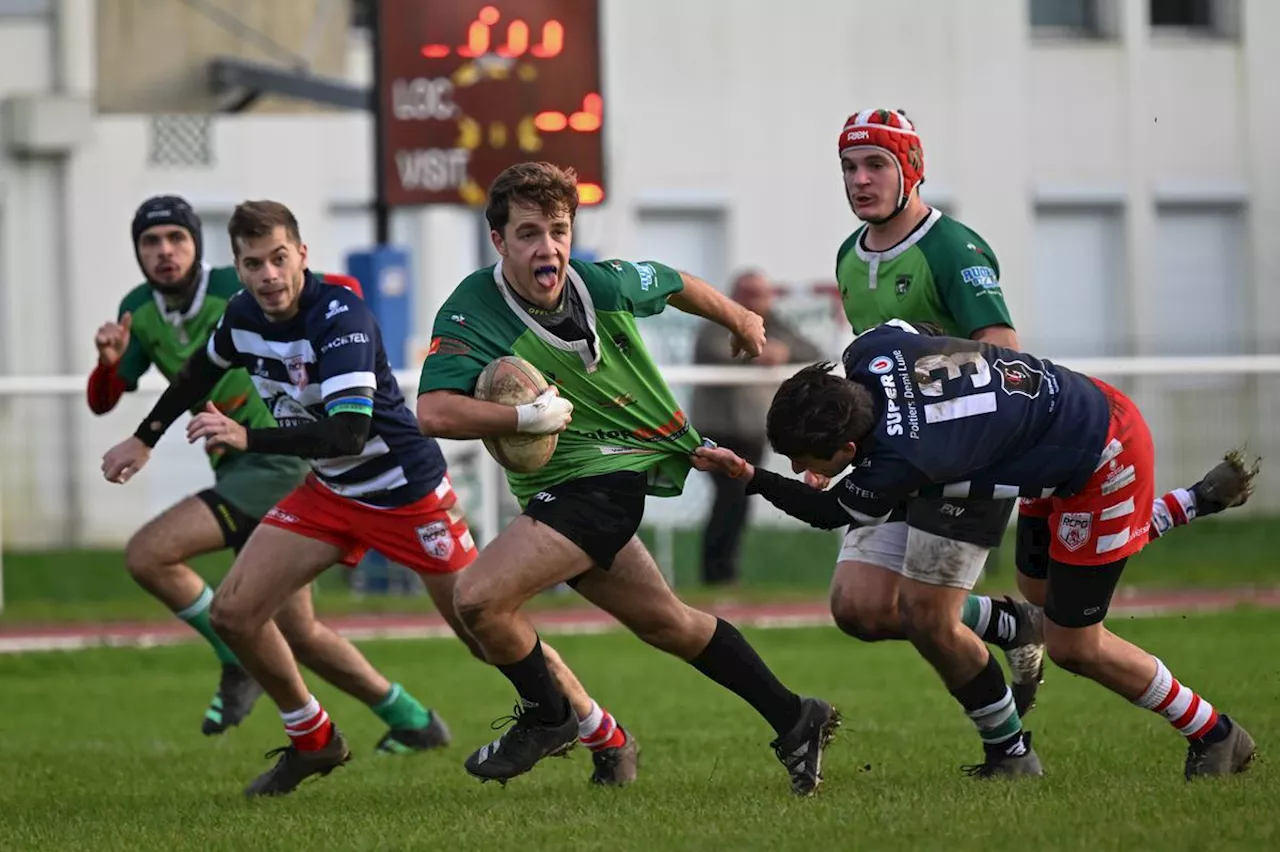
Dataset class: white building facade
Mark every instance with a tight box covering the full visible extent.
[0,0,1275,546]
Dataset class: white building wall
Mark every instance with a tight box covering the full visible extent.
[1,0,1276,545]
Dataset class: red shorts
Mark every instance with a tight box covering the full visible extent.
[261,474,476,575]
[1018,379,1154,566]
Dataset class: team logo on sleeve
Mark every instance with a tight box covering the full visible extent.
[416,521,455,561]
[1057,512,1092,552]
[868,356,894,374]
[994,358,1044,399]
[284,355,310,389]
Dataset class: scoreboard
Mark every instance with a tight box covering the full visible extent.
[376,1,606,207]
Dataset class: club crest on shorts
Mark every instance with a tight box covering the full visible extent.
[416,520,454,561]
[1057,512,1092,552]
[284,355,309,389]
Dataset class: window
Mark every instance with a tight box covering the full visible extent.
[0,0,51,16]
[1031,207,1126,358]
[1031,0,1118,37]
[1150,0,1238,36]
[1149,206,1245,355]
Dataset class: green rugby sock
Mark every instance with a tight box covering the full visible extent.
[175,584,239,666]
[372,683,432,730]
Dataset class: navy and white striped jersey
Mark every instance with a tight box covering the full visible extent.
[208,272,446,507]
[826,322,1112,526]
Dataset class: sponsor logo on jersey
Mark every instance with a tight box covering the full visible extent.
[573,410,690,444]
[994,357,1044,399]
[627,261,657,292]
[1057,511,1092,552]
[612,333,632,356]
[324,299,349,319]
[960,265,1000,291]
[600,393,637,409]
[321,331,370,353]
[416,520,455,561]
[869,355,894,374]
[428,336,470,357]
[270,394,318,427]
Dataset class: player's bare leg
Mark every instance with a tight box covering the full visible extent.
[453,517,597,783]
[124,495,261,735]
[897,530,1041,779]
[1042,559,1255,780]
[573,537,839,796]
[833,529,1045,716]
[274,584,451,755]
[210,525,351,797]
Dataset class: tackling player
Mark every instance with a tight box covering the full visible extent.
[90,196,446,748]
[828,108,1252,715]
[694,321,1257,779]
[417,162,839,796]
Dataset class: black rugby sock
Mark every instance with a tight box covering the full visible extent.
[496,637,570,725]
[690,618,803,736]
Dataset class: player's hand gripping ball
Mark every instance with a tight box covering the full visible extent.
[474,356,568,473]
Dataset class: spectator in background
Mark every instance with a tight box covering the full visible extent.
[692,269,822,586]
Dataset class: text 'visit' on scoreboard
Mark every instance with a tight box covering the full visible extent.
[377,1,606,208]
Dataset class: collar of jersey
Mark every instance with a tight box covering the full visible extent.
[854,207,942,263]
[492,260,601,372]
[152,263,211,327]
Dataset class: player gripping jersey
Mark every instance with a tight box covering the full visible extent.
[695,321,1257,780]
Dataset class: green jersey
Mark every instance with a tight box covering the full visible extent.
[418,258,701,504]
[115,265,282,472]
[836,209,1014,337]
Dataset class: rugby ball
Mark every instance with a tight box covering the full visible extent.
[474,356,558,473]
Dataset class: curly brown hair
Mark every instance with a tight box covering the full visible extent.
[228,200,302,256]
[485,162,579,233]
[766,363,878,460]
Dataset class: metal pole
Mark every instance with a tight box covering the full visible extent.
[371,0,390,246]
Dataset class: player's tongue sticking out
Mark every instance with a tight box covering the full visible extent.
[533,263,559,291]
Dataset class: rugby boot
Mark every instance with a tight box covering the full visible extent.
[244,727,352,798]
[1185,716,1257,780]
[770,697,841,796]
[464,700,579,784]
[962,732,1044,779]
[201,663,263,736]
[1192,450,1261,515]
[375,710,452,754]
[589,727,639,787]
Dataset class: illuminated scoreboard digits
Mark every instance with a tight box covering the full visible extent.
[377,0,606,207]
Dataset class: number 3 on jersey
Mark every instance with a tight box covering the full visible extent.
[913,351,998,424]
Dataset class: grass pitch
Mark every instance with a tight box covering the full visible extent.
[0,610,1275,851]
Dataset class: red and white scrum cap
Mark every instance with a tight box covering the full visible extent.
[838,109,925,214]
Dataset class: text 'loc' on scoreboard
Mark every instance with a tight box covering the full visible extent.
[376,0,606,208]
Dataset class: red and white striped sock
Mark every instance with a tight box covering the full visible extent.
[577,700,626,752]
[1149,489,1196,540]
[281,695,334,751]
[1133,657,1219,740]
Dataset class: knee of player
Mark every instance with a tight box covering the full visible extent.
[830,588,898,642]
[123,534,168,577]
[209,590,252,639]
[451,574,497,626]
[1045,626,1103,675]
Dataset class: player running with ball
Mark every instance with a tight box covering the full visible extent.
[417,162,838,796]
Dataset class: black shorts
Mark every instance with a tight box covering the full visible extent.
[906,496,1014,549]
[195,488,258,554]
[1015,514,1127,628]
[523,471,647,570]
